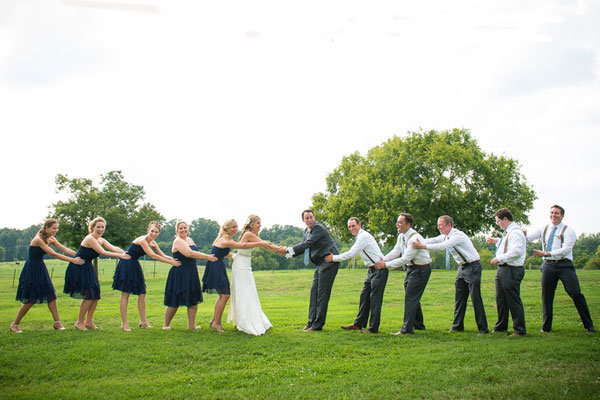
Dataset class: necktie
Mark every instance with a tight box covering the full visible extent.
[546,226,558,253]
[445,235,451,270]
[401,235,406,254]
[303,229,311,265]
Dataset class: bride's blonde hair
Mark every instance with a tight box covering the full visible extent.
[214,219,237,244]
[239,215,260,241]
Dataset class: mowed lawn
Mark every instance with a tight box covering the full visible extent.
[0,260,599,399]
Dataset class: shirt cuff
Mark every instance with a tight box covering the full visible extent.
[285,247,294,259]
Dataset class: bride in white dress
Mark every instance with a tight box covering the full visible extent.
[228,215,283,336]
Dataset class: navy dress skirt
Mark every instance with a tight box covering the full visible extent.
[112,243,147,295]
[202,246,231,295]
[63,246,101,300]
[16,246,57,304]
[164,245,203,307]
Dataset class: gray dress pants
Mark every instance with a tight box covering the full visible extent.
[354,268,389,332]
[494,265,526,334]
[452,262,489,333]
[401,266,431,334]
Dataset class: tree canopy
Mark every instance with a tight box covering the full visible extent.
[49,171,163,249]
[312,129,537,243]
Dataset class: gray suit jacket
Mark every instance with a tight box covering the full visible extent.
[292,222,339,265]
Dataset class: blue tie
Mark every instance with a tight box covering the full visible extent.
[304,249,310,266]
[546,226,558,253]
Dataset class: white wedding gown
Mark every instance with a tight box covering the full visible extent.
[227,248,272,335]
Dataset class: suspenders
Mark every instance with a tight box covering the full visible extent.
[541,224,568,251]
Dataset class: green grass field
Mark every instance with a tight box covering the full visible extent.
[1,260,599,399]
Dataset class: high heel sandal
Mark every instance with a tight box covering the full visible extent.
[74,322,87,331]
[120,324,132,332]
[53,321,66,331]
[10,324,23,333]
[138,322,153,329]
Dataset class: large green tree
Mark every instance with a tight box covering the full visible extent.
[50,171,163,249]
[312,129,537,244]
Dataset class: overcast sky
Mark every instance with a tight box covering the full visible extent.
[1,0,599,235]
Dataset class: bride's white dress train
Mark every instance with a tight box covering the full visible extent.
[227,248,272,335]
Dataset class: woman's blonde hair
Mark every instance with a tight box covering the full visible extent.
[175,220,187,238]
[239,215,260,241]
[214,219,237,244]
[88,217,106,234]
[38,218,58,244]
[148,221,162,231]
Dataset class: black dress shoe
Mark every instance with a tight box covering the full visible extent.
[587,327,596,333]
[341,324,361,330]
[477,330,490,335]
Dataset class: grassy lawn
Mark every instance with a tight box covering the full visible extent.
[1,260,599,399]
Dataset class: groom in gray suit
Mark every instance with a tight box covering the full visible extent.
[284,210,340,331]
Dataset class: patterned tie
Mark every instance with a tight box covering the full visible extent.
[401,235,406,254]
[304,249,310,266]
[445,235,451,270]
[546,226,558,253]
[303,229,311,265]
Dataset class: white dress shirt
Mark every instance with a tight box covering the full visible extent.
[525,222,576,261]
[332,229,383,267]
[495,222,526,266]
[383,228,431,270]
[424,228,479,264]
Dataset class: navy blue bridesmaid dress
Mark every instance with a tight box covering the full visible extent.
[63,246,101,300]
[164,245,203,307]
[112,243,147,295]
[16,246,57,304]
[202,246,231,294]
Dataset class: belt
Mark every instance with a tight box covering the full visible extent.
[461,260,480,267]
[544,258,570,263]
[407,263,430,268]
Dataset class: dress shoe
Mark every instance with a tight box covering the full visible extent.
[448,328,463,333]
[304,327,320,332]
[360,329,376,334]
[510,332,525,337]
[587,327,596,333]
[53,321,66,331]
[540,329,551,333]
[478,330,490,335]
[9,325,23,333]
[492,329,506,334]
[341,324,361,330]
[391,330,412,335]
[302,325,311,331]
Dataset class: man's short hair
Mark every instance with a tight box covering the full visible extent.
[439,215,454,226]
[399,213,414,226]
[551,205,565,216]
[494,208,514,221]
[302,209,314,219]
[348,217,361,226]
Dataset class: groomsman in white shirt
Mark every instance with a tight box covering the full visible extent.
[325,217,387,333]
[487,208,527,336]
[524,205,594,333]
[374,213,431,335]
[412,215,489,334]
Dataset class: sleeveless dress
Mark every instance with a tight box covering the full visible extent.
[63,246,101,300]
[112,243,147,295]
[164,245,203,307]
[202,246,231,294]
[16,246,57,304]
[228,248,272,336]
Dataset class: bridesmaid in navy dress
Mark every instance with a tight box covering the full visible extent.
[10,219,84,333]
[64,217,130,331]
[202,219,265,332]
[113,221,181,332]
[163,221,217,330]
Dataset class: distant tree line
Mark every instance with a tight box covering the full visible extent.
[2,222,599,270]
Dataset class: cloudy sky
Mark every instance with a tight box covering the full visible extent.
[1,0,599,234]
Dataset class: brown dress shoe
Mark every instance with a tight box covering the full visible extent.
[360,329,376,334]
[510,332,525,337]
[341,324,361,330]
